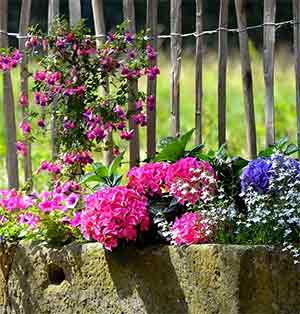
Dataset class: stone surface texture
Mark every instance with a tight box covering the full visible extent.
[0,242,299,314]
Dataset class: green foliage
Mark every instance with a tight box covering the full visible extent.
[259,137,300,157]
[154,129,195,162]
[80,153,124,190]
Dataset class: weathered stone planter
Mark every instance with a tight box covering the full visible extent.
[0,242,300,314]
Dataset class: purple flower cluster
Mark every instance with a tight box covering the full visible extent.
[240,155,300,194]
[240,158,272,193]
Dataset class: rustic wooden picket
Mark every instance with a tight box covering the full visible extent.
[19,0,32,182]
[1,0,19,189]
[2,0,299,188]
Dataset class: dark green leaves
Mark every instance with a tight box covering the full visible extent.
[154,129,195,162]
[80,153,124,190]
[259,136,300,157]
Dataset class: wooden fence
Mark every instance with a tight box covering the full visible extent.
[1,0,300,189]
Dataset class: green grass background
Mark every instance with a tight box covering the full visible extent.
[0,45,297,189]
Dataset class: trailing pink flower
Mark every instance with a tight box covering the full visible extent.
[19,93,29,107]
[147,95,155,111]
[145,66,160,80]
[70,211,81,228]
[19,120,31,134]
[171,212,210,245]
[18,212,40,229]
[0,190,33,212]
[37,160,62,175]
[80,186,149,250]
[120,129,134,140]
[63,151,93,166]
[165,157,217,205]
[0,49,22,72]
[127,162,170,197]
[16,141,27,156]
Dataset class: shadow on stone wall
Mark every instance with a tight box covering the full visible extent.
[105,246,188,314]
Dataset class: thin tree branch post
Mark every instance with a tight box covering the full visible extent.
[170,0,182,138]
[263,0,276,147]
[146,0,158,159]
[293,0,300,157]
[217,0,229,148]
[69,0,82,27]
[19,0,33,183]
[123,0,140,167]
[195,0,203,145]
[0,0,19,189]
[92,0,113,166]
[48,0,59,159]
[235,0,257,159]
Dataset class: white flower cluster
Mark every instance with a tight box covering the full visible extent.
[241,154,300,264]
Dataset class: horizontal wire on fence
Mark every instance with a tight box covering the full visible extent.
[0,19,297,41]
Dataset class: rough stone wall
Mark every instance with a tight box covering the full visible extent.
[0,242,299,314]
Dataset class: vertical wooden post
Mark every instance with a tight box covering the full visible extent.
[69,0,81,27]
[19,0,32,182]
[217,0,229,148]
[0,0,19,189]
[263,0,276,147]
[48,0,59,30]
[195,0,203,145]
[123,0,140,167]
[91,0,106,47]
[293,0,300,155]
[146,0,158,159]
[235,0,257,159]
[92,0,113,165]
[170,0,182,138]
[48,0,59,159]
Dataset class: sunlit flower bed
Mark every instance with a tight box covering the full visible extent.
[1,19,300,265]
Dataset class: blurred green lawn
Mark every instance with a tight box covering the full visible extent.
[0,46,297,189]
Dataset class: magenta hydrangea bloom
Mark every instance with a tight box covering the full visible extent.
[171,212,210,245]
[80,186,149,251]
[127,162,170,197]
[165,157,217,205]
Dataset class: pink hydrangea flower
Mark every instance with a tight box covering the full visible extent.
[80,186,149,251]
[171,212,210,245]
[127,162,170,197]
[165,157,217,205]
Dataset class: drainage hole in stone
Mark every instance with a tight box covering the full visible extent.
[47,264,66,285]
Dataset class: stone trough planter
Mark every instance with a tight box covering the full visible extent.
[0,242,300,314]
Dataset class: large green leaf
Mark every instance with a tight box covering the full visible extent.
[92,162,108,177]
[80,173,104,184]
[284,143,300,156]
[108,152,125,176]
[154,129,195,162]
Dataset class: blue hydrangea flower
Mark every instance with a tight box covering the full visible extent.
[240,154,300,194]
[240,158,272,193]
